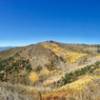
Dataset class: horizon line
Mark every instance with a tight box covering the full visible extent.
[0,40,100,47]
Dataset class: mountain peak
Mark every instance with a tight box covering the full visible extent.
[40,40,60,44]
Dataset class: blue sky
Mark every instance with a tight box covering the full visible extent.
[0,0,100,46]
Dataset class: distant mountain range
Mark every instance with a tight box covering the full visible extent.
[0,47,13,52]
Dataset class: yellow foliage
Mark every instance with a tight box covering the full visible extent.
[65,52,87,63]
[67,75,93,91]
[43,75,95,99]
[96,54,100,59]
[29,72,39,83]
[42,43,87,63]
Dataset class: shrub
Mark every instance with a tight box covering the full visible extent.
[62,61,100,85]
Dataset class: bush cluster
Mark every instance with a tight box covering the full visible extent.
[62,62,100,85]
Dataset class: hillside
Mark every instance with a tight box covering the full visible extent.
[0,41,100,100]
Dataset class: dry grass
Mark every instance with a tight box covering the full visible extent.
[40,67,50,76]
[42,43,87,63]
[59,75,93,91]
[42,75,100,100]
[96,54,100,58]
[0,82,40,100]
